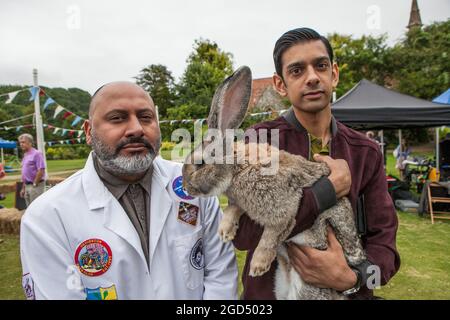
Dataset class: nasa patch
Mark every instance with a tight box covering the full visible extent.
[172,176,194,200]
[190,238,204,270]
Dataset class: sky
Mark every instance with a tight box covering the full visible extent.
[0,0,449,95]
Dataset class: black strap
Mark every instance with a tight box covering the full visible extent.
[356,195,367,237]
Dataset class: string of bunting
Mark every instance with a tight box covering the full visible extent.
[0,87,86,128]
[0,87,33,104]
[41,89,86,127]
[2,87,288,129]
[0,123,84,137]
[158,109,288,125]
[46,137,86,147]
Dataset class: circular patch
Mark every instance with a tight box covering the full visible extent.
[172,176,194,200]
[190,238,204,270]
[74,239,112,277]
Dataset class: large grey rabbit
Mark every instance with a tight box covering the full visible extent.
[182,66,366,299]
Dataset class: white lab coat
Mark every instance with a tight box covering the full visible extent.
[20,153,238,300]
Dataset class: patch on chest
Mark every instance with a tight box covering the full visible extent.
[85,285,118,300]
[190,238,204,270]
[177,202,199,226]
[74,239,112,277]
[172,176,194,200]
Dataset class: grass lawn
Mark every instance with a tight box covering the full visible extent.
[1,151,449,299]
[46,159,87,173]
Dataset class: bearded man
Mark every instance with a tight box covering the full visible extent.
[20,82,238,300]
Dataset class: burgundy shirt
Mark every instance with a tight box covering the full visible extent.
[233,115,400,300]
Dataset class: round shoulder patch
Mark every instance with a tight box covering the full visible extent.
[172,176,194,200]
[190,238,204,270]
[75,239,112,277]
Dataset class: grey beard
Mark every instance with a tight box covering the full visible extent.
[91,131,159,175]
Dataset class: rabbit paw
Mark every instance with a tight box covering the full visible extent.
[218,218,239,242]
[249,249,274,277]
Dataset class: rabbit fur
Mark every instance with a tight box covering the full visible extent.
[182,66,366,299]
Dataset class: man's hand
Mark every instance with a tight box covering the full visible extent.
[287,227,357,292]
[313,154,351,198]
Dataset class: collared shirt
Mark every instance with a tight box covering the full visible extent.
[92,153,153,266]
[21,148,46,183]
[308,133,330,160]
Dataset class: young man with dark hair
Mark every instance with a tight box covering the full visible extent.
[234,27,400,299]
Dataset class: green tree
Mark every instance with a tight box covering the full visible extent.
[135,64,175,118]
[173,39,234,119]
[329,33,391,98]
[388,20,450,100]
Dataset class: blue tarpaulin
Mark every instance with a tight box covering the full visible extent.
[433,89,450,105]
[0,138,17,149]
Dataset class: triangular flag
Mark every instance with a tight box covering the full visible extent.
[53,128,60,135]
[16,126,23,132]
[43,97,55,110]
[71,116,83,127]
[62,129,68,136]
[29,87,39,101]
[39,88,45,96]
[54,105,64,118]
[62,111,73,119]
[77,130,84,137]
[5,91,19,104]
[77,138,81,143]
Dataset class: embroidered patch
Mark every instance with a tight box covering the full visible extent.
[190,238,204,270]
[85,285,118,300]
[22,273,35,300]
[178,202,199,226]
[75,239,112,277]
[172,176,194,200]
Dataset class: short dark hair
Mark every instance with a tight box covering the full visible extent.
[273,27,334,77]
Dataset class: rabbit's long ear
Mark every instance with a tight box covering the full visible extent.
[207,66,252,132]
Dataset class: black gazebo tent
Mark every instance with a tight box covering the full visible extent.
[331,79,450,130]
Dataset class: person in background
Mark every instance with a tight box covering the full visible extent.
[18,134,46,206]
[0,163,5,208]
[394,139,411,180]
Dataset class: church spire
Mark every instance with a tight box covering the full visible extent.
[407,0,423,30]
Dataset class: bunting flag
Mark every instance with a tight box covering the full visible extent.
[53,128,60,135]
[62,111,73,119]
[5,91,20,104]
[29,87,39,101]
[43,97,55,110]
[71,116,82,127]
[62,129,68,136]
[53,105,65,118]
[77,130,84,137]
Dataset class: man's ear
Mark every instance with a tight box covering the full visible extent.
[83,120,92,145]
[332,62,339,90]
[272,73,288,97]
